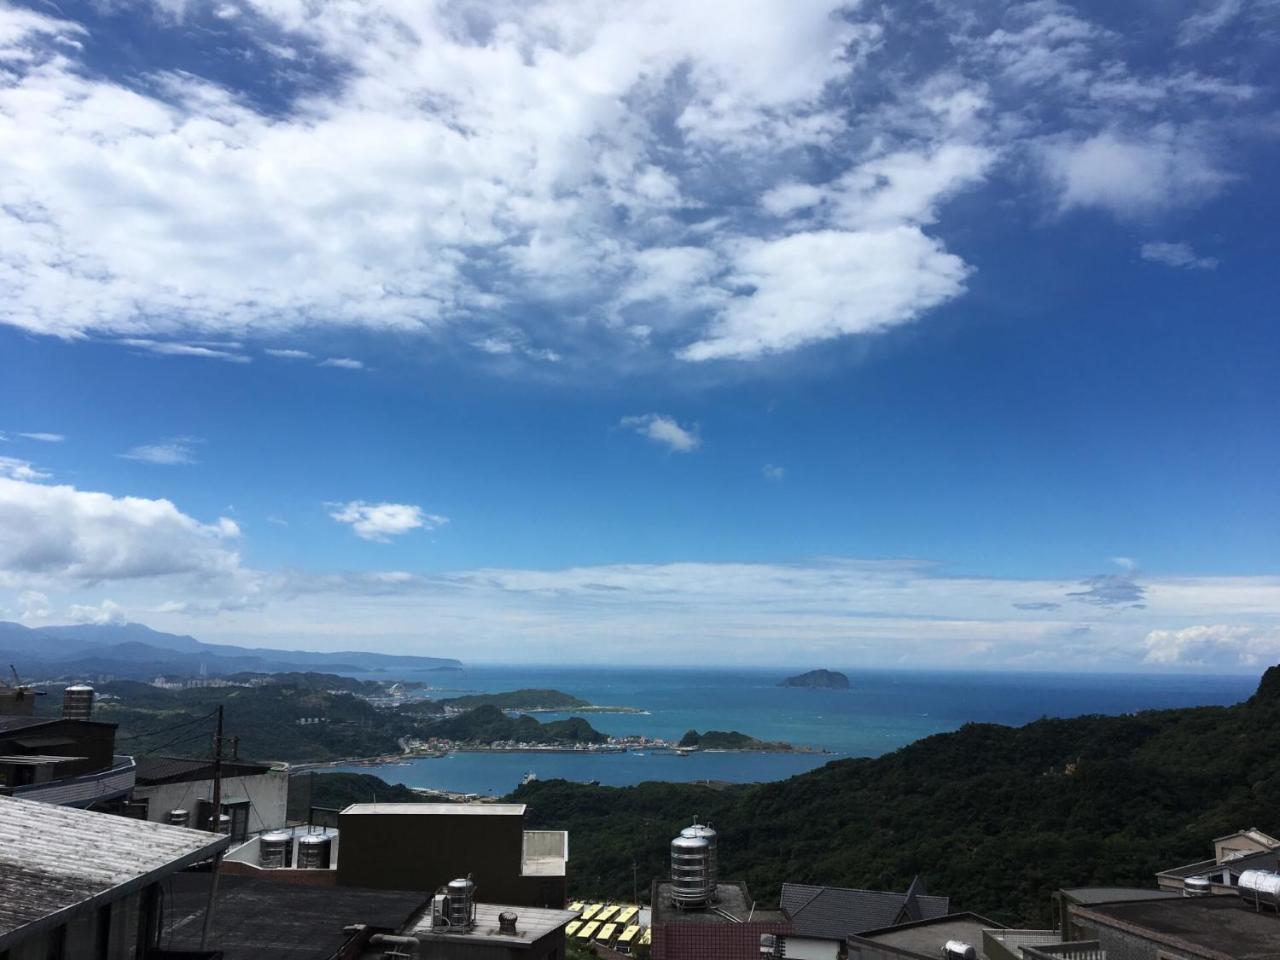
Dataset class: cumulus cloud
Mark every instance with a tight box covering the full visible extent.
[66,599,127,626]
[0,476,241,587]
[0,457,50,481]
[1143,624,1280,666]
[328,501,448,542]
[118,438,201,465]
[1140,242,1219,270]
[1067,574,1146,607]
[619,414,701,453]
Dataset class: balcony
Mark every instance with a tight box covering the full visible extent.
[12,755,136,808]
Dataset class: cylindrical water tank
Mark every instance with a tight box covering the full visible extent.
[447,878,476,926]
[1240,869,1280,904]
[680,824,718,891]
[1184,876,1212,897]
[214,813,232,835]
[62,684,94,721]
[259,831,294,868]
[670,834,712,908]
[166,809,191,828]
[297,833,332,869]
[943,942,977,960]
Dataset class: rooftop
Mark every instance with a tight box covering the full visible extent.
[342,802,527,816]
[162,873,426,959]
[1060,887,1183,905]
[134,755,273,786]
[782,879,950,939]
[652,881,786,925]
[0,794,228,952]
[1078,895,1280,960]
[404,901,578,947]
[0,716,113,733]
[851,912,1001,959]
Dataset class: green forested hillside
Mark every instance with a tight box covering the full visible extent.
[439,689,591,710]
[507,667,1280,925]
[427,704,607,743]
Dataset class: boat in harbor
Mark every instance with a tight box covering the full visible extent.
[520,770,538,785]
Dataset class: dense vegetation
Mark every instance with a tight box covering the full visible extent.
[427,705,607,744]
[438,688,592,710]
[94,678,609,762]
[498,667,1280,926]
[779,669,850,689]
[677,729,792,750]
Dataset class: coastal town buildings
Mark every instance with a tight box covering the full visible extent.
[132,754,289,840]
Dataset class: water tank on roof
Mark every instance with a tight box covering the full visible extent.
[1240,869,1280,906]
[446,877,476,928]
[1184,875,1212,897]
[214,813,232,836]
[680,823,718,891]
[943,942,977,960]
[297,832,332,869]
[62,684,94,720]
[166,809,190,828]
[259,831,294,868]
[670,834,712,909]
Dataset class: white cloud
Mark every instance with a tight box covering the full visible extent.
[681,227,968,361]
[1143,624,1280,667]
[16,590,49,621]
[1140,242,1219,271]
[118,339,250,363]
[0,457,49,481]
[328,501,448,542]
[763,464,786,481]
[18,432,64,443]
[760,182,826,217]
[264,347,313,360]
[1178,0,1245,45]
[619,414,701,453]
[0,476,241,587]
[1110,556,1138,572]
[318,357,365,370]
[118,438,201,465]
[1042,128,1230,215]
[66,599,127,625]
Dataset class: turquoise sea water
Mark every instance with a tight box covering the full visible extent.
[328,666,1259,797]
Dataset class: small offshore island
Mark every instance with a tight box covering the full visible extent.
[779,668,851,689]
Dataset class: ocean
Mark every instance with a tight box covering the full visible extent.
[328,666,1259,797]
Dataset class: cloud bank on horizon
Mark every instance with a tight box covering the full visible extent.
[0,0,1270,369]
[1,472,1278,670]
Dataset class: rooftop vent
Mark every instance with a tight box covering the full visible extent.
[1184,876,1212,897]
[498,911,518,935]
[943,941,977,960]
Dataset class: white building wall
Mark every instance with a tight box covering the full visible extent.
[135,767,288,834]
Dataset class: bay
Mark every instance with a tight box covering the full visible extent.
[329,666,1258,796]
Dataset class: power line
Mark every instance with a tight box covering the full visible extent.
[115,709,219,744]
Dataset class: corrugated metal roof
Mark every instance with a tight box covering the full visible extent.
[781,881,951,940]
[0,794,229,951]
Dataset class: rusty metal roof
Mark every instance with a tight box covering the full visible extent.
[0,794,229,951]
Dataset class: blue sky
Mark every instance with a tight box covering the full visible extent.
[0,0,1277,669]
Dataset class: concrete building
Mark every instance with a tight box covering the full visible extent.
[336,803,568,907]
[0,793,228,959]
[131,754,289,840]
[390,900,578,959]
[0,715,135,808]
[1157,827,1280,895]
[650,880,792,960]
[1065,893,1280,960]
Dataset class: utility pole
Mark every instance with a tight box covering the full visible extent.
[200,705,226,950]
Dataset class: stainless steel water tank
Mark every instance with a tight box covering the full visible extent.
[166,809,190,828]
[297,832,332,869]
[1240,869,1280,904]
[259,830,293,868]
[670,834,712,908]
[943,942,977,960]
[214,813,232,835]
[680,824,718,891]
[62,684,94,720]
[1184,875,1212,896]
[447,878,476,927]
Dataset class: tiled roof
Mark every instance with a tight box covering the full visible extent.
[0,794,228,952]
[781,880,950,940]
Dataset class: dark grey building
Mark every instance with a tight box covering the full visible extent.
[1067,894,1280,960]
[782,877,950,942]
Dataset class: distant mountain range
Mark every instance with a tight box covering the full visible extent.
[0,620,461,681]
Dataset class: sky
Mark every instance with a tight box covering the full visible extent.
[0,0,1277,670]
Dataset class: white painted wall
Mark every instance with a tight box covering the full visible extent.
[135,767,288,834]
